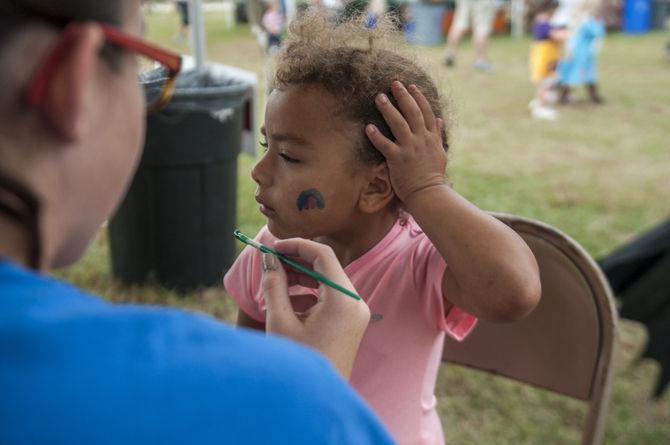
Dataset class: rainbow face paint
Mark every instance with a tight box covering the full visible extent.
[296,188,325,211]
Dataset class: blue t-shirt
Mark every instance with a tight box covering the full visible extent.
[0,260,393,444]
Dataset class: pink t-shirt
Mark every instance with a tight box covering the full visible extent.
[224,216,477,445]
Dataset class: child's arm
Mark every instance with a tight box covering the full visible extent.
[549,27,570,42]
[366,81,541,323]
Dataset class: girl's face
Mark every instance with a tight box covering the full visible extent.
[252,84,371,240]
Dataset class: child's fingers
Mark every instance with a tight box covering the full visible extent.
[407,84,437,131]
[390,81,425,133]
[365,123,400,159]
[374,92,412,144]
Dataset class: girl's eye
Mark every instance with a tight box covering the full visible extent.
[279,153,300,164]
[259,139,299,163]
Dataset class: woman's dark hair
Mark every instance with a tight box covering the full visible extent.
[0,0,125,64]
[0,0,123,28]
[271,9,449,166]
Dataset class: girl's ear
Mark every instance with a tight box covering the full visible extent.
[358,163,395,214]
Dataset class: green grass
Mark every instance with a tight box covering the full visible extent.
[58,11,670,444]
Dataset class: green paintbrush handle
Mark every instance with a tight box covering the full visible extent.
[233,230,362,301]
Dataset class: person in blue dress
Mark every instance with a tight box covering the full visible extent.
[558,3,607,104]
[0,1,393,444]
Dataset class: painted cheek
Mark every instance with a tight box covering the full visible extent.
[296,188,326,211]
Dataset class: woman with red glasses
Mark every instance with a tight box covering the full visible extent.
[0,1,391,443]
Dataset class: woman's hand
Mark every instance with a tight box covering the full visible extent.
[365,80,447,205]
[261,238,370,379]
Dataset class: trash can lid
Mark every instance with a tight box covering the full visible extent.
[141,62,254,113]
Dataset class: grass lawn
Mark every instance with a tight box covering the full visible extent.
[59,9,670,444]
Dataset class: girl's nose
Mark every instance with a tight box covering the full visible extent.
[251,151,271,187]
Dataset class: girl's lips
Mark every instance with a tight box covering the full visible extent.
[255,196,276,216]
[259,203,276,217]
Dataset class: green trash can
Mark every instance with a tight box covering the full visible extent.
[108,66,252,291]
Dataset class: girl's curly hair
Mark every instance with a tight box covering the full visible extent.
[271,9,449,166]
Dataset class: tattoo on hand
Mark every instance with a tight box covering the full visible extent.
[262,253,279,272]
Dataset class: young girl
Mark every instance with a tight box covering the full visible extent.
[528,0,568,120]
[262,0,285,54]
[557,0,607,104]
[224,10,541,444]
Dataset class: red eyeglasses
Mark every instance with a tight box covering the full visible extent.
[28,22,182,111]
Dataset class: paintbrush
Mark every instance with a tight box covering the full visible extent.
[233,230,362,301]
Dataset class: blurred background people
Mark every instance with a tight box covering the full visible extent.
[557,0,607,104]
[444,0,498,71]
[528,0,569,119]
[174,0,190,42]
[262,0,285,53]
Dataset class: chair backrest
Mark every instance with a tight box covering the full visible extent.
[443,213,618,445]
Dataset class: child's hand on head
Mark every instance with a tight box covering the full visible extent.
[365,81,447,205]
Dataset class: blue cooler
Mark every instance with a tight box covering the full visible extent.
[623,0,651,33]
